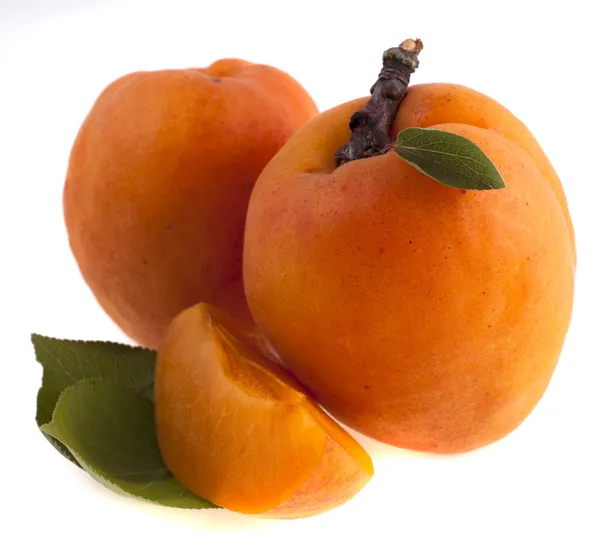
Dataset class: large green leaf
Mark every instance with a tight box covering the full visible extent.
[395,127,506,190]
[32,334,156,464]
[41,379,217,509]
[32,334,219,510]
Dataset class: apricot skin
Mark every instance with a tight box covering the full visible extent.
[243,83,575,454]
[154,303,373,518]
[64,59,317,349]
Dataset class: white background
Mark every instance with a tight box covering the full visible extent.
[2,1,599,547]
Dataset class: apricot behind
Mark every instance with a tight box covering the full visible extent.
[64,59,317,349]
[243,84,575,453]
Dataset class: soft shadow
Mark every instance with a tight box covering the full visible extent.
[131,500,274,533]
[343,424,462,463]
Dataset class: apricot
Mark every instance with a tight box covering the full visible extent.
[154,303,374,518]
[64,59,318,349]
[243,79,575,453]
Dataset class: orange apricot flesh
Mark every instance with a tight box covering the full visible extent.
[154,303,374,518]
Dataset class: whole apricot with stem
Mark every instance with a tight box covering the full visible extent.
[243,40,575,453]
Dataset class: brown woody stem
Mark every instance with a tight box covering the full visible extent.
[334,38,423,167]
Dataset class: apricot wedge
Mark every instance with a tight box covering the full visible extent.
[154,303,374,518]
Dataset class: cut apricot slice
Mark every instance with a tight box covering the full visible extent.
[154,303,374,518]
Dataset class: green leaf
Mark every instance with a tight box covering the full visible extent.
[395,127,506,190]
[41,379,216,509]
[32,334,156,464]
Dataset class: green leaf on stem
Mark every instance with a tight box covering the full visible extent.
[395,127,506,190]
